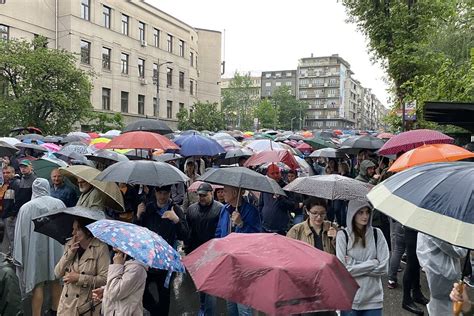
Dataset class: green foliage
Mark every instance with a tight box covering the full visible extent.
[254,99,278,129]
[84,112,125,133]
[271,87,309,130]
[0,36,93,135]
[177,101,225,131]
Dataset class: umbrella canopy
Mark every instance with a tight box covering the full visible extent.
[0,141,19,156]
[96,160,189,187]
[244,139,285,152]
[87,220,184,272]
[198,167,285,195]
[367,162,473,249]
[378,129,454,156]
[187,181,223,193]
[123,119,173,135]
[59,165,124,212]
[339,135,384,150]
[388,144,474,173]
[244,150,299,170]
[183,233,359,315]
[102,129,121,137]
[288,134,304,141]
[0,137,21,146]
[33,206,105,244]
[85,149,129,165]
[211,132,236,141]
[15,142,48,153]
[309,148,346,159]
[303,137,337,150]
[67,131,91,140]
[16,134,46,142]
[216,139,242,152]
[61,135,89,144]
[103,131,179,151]
[376,132,394,139]
[41,143,61,152]
[295,142,312,152]
[177,134,226,157]
[152,153,184,163]
[43,136,62,143]
[224,148,253,160]
[284,174,372,201]
[58,141,93,156]
[31,157,68,179]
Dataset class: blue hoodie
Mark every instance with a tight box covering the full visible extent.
[215,199,261,237]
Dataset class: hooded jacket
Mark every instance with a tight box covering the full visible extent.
[13,178,65,296]
[335,199,389,311]
[355,160,377,184]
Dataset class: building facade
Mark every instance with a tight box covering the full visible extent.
[260,70,297,98]
[0,0,222,130]
[221,75,261,99]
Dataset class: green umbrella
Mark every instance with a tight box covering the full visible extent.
[303,137,337,149]
[32,157,68,179]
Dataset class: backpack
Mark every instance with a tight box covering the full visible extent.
[341,227,378,250]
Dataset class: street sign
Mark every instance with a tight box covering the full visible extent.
[404,101,417,121]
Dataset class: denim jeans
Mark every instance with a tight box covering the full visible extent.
[340,308,382,316]
[388,220,405,282]
[226,301,253,316]
[199,292,217,316]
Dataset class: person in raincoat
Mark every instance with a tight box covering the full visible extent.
[13,178,65,316]
[416,233,468,316]
[76,177,106,211]
[91,248,148,316]
[0,252,22,316]
[336,199,389,316]
[55,217,109,316]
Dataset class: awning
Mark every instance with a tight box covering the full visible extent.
[423,101,474,132]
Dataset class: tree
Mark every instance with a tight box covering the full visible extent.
[0,36,93,135]
[84,112,125,133]
[254,99,278,129]
[271,87,308,130]
[177,101,225,131]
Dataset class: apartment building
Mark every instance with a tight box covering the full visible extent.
[0,0,222,129]
[260,70,297,97]
[221,75,261,99]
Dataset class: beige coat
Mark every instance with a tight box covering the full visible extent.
[55,238,110,316]
[287,219,337,255]
[101,260,147,316]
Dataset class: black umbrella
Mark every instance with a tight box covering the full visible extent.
[220,148,253,165]
[0,141,19,156]
[85,149,129,165]
[95,160,189,186]
[197,167,286,195]
[33,206,105,244]
[123,119,173,135]
[339,135,385,151]
[15,142,48,152]
[124,149,151,160]
[152,153,184,163]
[61,135,88,144]
[43,136,63,143]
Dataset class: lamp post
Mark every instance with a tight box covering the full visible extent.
[154,61,172,118]
[290,117,297,131]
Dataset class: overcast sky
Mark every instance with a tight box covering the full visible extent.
[147,0,390,106]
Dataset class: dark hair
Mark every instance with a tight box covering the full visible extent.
[287,169,297,176]
[304,197,327,211]
[75,217,94,239]
[351,207,371,248]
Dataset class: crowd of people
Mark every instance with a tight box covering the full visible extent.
[0,131,472,316]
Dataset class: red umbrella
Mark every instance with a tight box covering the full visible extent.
[103,131,179,151]
[244,149,299,170]
[378,129,454,156]
[376,132,394,139]
[183,233,359,315]
[87,132,100,139]
[296,142,312,152]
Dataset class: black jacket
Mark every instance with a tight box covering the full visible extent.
[258,179,297,232]
[184,200,223,254]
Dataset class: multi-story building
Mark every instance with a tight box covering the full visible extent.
[260,70,297,98]
[0,0,222,130]
[221,75,261,99]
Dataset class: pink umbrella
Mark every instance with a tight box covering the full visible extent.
[376,132,394,139]
[188,181,223,192]
[41,143,61,152]
[244,149,300,170]
[378,129,454,156]
[296,142,312,152]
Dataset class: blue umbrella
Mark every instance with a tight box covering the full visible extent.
[177,134,225,157]
[86,219,185,273]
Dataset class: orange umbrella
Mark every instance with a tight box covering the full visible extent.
[389,144,474,172]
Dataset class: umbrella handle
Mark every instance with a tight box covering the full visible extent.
[452,280,464,316]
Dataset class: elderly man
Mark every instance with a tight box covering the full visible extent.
[50,168,77,207]
[14,178,65,316]
[76,177,106,211]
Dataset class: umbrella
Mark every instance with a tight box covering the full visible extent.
[0,137,21,146]
[87,220,184,272]
[177,134,226,157]
[211,132,236,141]
[244,150,300,170]
[59,165,124,212]
[31,157,68,179]
[43,136,62,143]
[32,206,105,244]
[183,233,359,315]
[367,162,473,249]
[288,134,304,141]
[198,167,286,195]
[339,135,384,151]
[85,149,129,165]
[377,132,394,139]
[294,156,314,177]
[61,135,89,144]
[221,148,253,165]
[283,174,372,201]
[16,134,45,142]
[123,119,173,135]
[103,131,179,151]
[96,160,189,187]
[58,141,93,155]
[0,141,19,156]
[188,181,223,192]
[67,131,91,140]
[216,139,242,152]
[244,140,285,152]
[303,137,337,150]
[41,143,61,152]
[152,153,184,163]
[388,144,474,173]
[102,130,121,137]
[309,148,346,159]
[15,142,48,153]
[378,129,454,156]
[87,132,100,139]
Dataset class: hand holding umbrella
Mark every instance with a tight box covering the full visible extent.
[231,211,243,227]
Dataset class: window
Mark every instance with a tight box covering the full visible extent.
[166,100,172,118]
[138,21,145,42]
[80,40,90,65]
[166,68,172,86]
[167,34,173,53]
[121,53,129,74]
[138,95,145,115]
[265,73,271,78]
[153,63,158,81]
[190,80,194,95]
[286,72,292,77]
[179,40,184,57]
[81,0,90,21]
[190,52,194,67]
[179,72,184,89]
[275,73,281,78]
[138,58,145,78]
[103,6,111,28]
[102,88,111,110]
[179,102,184,112]
[0,25,9,40]
[102,47,111,70]
[121,91,129,113]
[275,82,281,87]
[153,28,160,47]
[153,97,158,116]
[121,14,129,35]
[265,82,271,87]
[285,81,292,86]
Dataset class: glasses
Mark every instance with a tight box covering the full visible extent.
[307,211,326,218]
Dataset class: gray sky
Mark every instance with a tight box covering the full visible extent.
[148,0,390,106]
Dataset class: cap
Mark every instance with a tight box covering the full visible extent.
[155,185,172,192]
[197,182,213,195]
[19,159,32,167]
